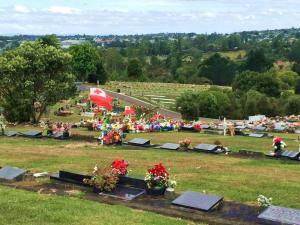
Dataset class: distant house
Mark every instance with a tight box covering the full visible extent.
[94,39,113,47]
[61,40,85,49]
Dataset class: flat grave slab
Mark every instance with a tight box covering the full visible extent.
[0,166,27,181]
[258,205,300,225]
[248,133,266,138]
[201,124,210,129]
[127,138,150,146]
[172,191,223,212]
[160,143,180,150]
[19,131,42,138]
[194,144,218,153]
[4,131,17,137]
[100,185,145,200]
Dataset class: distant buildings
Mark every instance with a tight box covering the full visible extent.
[61,39,85,49]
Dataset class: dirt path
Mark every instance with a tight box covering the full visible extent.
[80,85,182,119]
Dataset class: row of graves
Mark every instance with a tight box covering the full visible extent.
[1,160,300,225]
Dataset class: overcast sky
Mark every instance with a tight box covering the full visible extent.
[1,0,300,35]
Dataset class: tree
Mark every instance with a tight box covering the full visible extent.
[198,53,237,85]
[88,62,108,84]
[295,78,300,95]
[0,41,76,123]
[127,59,142,78]
[288,40,300,63]
[232,71,282,97]
[38,34,61,48]
[69,43,102,82]
[243,48,273,72]
[285,96,300,115]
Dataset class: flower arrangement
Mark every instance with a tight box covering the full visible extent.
[179,139,191,148]
[257,194,272,208]
[83,164,119,192]
[111,159,128,175]
[144,163,170,189]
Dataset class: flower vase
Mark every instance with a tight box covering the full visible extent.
[146,186,166,196]
[164,188,176,199]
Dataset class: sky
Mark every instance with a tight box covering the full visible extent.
[0,0,300,35]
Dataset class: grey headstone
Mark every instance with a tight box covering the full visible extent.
[255,126,266,131]
[100,185,145,200]
[201,124,210,129]
[160,143,180,150]
[5,131,17,137]
[172,191,223,212]
[249,133,265,138]
[19,131,42,137]
[258,205,300,225]
[288,151,300,159]
[128,138,150,146]
[194,144,218,152]
[0,167,27,181]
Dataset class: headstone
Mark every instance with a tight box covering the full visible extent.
[52,132,64,139]
[248,133,265,138]
[50,171,91,186]
[172,191,223,212]
[160,143,180,150]
[128,138,150,146]
[258,205,300,225]
[118,175,147,189]
[287,151,300,159]
[0,166,27,181]
[19,131,42,138]
[5,131,17,137]
[100,186,145,200]
[201,124,210,129]
[194,144,218,153]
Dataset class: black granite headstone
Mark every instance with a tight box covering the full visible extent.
[0,166,27,181]
[100,186,145,200]
[128,138,150,146]
[194,144,218,153]
[258,205,300,225]
[50,171,91,186]
[160,143,180,150]
[172,191,223,212]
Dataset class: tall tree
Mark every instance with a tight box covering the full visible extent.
[0,41,76,123]
[39,34,61,48]
[243,48,273,72]
[127,59,142,78]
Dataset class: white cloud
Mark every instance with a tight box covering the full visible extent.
[47,6,81,15]
[13,4,30,13]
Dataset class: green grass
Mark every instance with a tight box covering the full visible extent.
[1,136,300,209]
[0,186,195,225]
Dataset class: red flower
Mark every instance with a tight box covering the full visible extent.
[111,159,128,175]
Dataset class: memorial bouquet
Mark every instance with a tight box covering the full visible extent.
[257,194,272,208]
[83,164,119,192]
[144,163,170,189]
[111,159,128,175]
[179,139,191,149]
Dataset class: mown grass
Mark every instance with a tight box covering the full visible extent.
[0,186,196,225]
[1,136,300,209]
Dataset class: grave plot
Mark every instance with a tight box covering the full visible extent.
[0,166,27,182]
[4,131,17,137]
[258,205,300,225]
[172,191,223,212]
[18,131,42,138]
[265,150,300,161]
[159,143,180,151]
[50,170,146,201]
[193,144,226,154]
[124,138,157,148]
[248,133,266,138]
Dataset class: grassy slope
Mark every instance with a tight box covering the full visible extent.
[0,186,195,225]
[1,136,300,209]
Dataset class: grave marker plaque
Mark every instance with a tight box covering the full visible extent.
[258,205,300,225]
[0,167,27,181]
[19,131,42,138]
[172,191,223,212]
[100,186,145,200]
[128,138,150,146]
[194,144,218,153]
[248,133,265,138]
[160,143,180,150]
[5,131,17,137]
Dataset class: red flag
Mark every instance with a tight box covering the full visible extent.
[89,88,113,111]
[124,105,135,115]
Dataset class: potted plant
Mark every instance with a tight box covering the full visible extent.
[144,163,170,196]
[179,139,191,151]
[111,159,128,176]
[83,164,119,193]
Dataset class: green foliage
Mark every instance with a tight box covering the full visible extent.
[69,43,105,82]
[285,95,300,115]
[0,41,76,123]
[295,78,300,94]
[198,53,237,85]
[38,34,60,48]
[277,71,299,89]
[127,59,142,78]
[243,48,273,72]
[289,40,300,63]
[232,71,282,97]
[87,62,108,84]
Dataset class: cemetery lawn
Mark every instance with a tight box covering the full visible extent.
[0,185,196,225]
[1,136,300,210]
